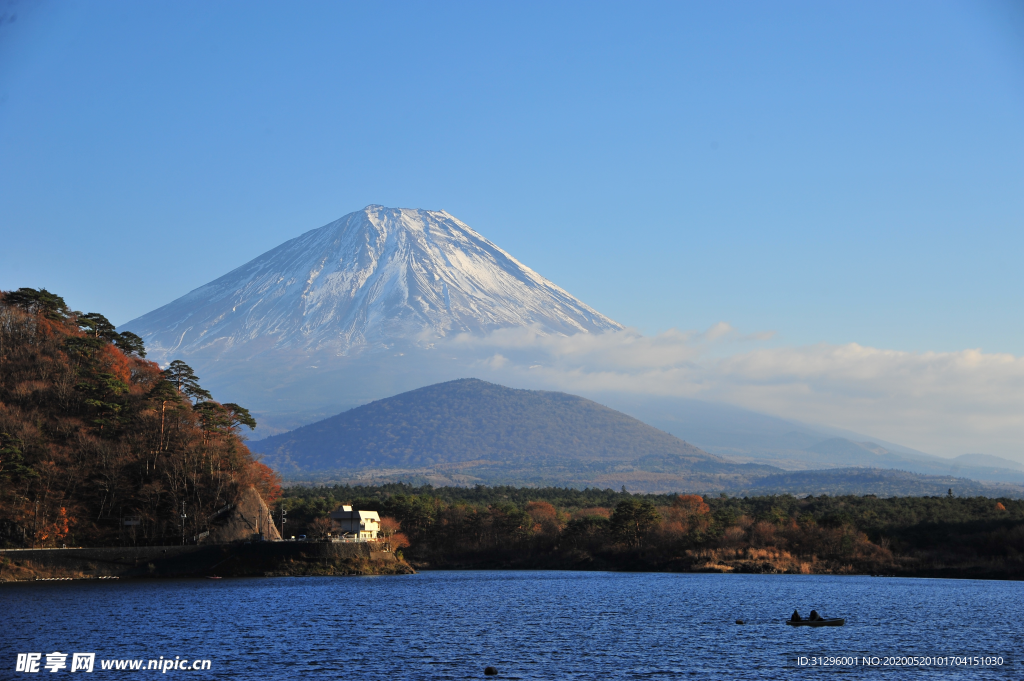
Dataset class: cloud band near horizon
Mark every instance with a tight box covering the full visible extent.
[450,325,1024,460]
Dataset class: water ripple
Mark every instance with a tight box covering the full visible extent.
[5,572,1021,679]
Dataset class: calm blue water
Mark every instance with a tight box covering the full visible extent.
[3,571,1020,679]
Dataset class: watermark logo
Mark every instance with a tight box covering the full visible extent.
[71,655,95,673]
[15,655,41,673]
[15,653,209,673]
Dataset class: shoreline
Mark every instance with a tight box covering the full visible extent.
[4,544,1019,583]
[0,543,414,582]
[404,550,1024,581]
[4,564,1021,584]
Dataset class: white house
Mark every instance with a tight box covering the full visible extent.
[329,506,380,540]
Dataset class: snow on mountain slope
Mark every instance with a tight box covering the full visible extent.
[125,206,622,361]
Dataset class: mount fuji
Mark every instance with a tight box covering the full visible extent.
[129,205,621,358]
[124,206,623,432]
[122,205,1017,492]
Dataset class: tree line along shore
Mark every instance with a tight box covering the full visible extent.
[280,483,1024,579]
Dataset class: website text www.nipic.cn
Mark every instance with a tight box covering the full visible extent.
[15,653,212,673]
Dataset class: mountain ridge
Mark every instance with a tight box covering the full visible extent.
[248,378,731,475]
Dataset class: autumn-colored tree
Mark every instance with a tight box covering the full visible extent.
[748,521,778,548]
[389,532,410,552]
[573,507,610,520]
[525,501,562,536]
[674,494,710,516]
[248,462,282,505]
[378,516,400,538]
[377,517,404,551]
[35,507,71,547]
[661,494,711,540]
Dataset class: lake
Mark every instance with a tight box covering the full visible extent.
[4,571,1020,679]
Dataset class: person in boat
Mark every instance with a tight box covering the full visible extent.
[791,610,802,622]
[809,610,820,621]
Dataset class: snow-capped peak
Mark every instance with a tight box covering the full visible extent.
[125,206,623,361]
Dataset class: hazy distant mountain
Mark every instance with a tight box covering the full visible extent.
[589,392,828,460]
[790,438,1024,485]
[806,438,890,458]
[593,393,1024,485]
[953,453,1024,472]
[733,468,1018,498]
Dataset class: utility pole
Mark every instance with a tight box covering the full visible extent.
[180,501,187,545]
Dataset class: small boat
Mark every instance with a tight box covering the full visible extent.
[786,617,844,627]
[206,576,222,580]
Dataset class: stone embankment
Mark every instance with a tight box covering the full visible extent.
[0,542,413,582]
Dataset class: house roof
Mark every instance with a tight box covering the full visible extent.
[329,509,380,522]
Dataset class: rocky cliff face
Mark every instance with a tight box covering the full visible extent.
[208,486,282,543]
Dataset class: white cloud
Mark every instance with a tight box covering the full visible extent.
[448,325,1024,459]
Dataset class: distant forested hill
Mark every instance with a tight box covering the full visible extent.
[249,379,737,474]
[733,468,1013,498]
[249,379,1024,497]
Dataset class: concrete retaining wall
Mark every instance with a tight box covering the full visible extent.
[0,542,392,580]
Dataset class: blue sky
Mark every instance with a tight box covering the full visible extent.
[1,0,1022,357]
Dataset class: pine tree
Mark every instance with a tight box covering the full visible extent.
[4,287,69,320]
[610,498,660,550]
[77,312,118,341]
[161,359,212,403]
[114,331,146,357]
